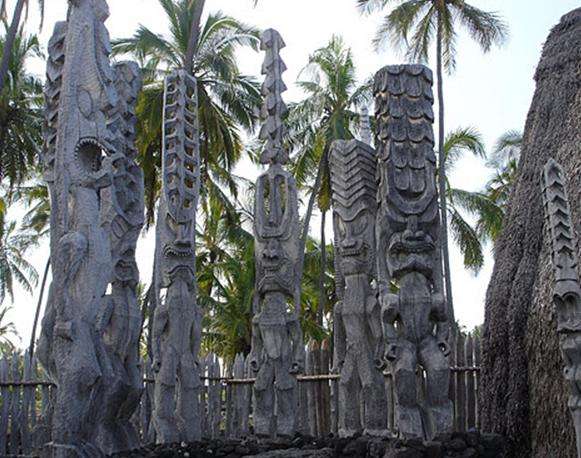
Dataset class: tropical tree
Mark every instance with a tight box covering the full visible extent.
[0,305,19,353]
[442,126,503,272]
[0,212,39,304]
[287,35,370,326]
[0,26,43,188]
[112,0,262,226]
[484,130,522,211]
[0,0,45,94]
[357,0,508,318]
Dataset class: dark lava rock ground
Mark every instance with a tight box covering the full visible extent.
[110,432,506,457]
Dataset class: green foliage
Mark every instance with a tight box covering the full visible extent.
[0,305,19,353]
[0,212,39,303]
[112,0,262,227]
[357,0,508,73]
[0,26,43,189]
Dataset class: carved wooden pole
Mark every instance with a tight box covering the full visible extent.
[542,159,581,458]
[36,1,144,455]
[374,64,452,440]
[152,69,202,443]
[329,139,387,437]
[248,29,304,439]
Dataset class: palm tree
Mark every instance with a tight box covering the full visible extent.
[471,129,522,242]
[0,27,43,187]
[0,305,19,353]
[112,0,262,225]
[357,0,508,318]
[442,127,502,273]
[0,0,45,94]
[0,212,39,304]
[287,35,370,326]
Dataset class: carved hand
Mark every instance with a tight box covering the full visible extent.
[289,361,302,375]
[152,358,162,374]
[249,353,261,373]
[438,340,451,357]
[385,342,399,362]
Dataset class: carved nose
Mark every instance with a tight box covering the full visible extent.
[341,238,357,249]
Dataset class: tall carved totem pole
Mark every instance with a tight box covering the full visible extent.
[152,70,202,443]
[249,29,304,438]
[374,65,452,439]
[329,138,388,437]
[542,159,581,458]
[37,0,144,455]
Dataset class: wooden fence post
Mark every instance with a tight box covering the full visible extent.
[208,353,222,438]
[455,333,466,432]
[465,335,476,430]
[474,334,481,430]
[0,357,9,455]
[9,355,22,454]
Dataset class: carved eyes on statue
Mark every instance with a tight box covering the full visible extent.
[353,214,369,236]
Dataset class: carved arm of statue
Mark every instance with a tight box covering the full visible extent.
[366,293,385,369]
[375,213,390,300]
[332,301,346,374]
[249,313,263,373]
[288,311,304,375]
[380,293,400,363]
[151,301,169,373]
[431,293,451,357]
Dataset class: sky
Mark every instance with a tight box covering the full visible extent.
[4,0,580,347]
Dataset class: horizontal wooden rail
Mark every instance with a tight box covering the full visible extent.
[0,368,480,388]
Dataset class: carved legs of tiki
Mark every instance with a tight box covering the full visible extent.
[154,350,201,443]
[392,338,452,439]
[253,358,297,437]
[339,353,387,436]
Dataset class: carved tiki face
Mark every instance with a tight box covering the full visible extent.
[161,71,199,284]
[334,202,376,277]
[254,165,299,297]
[386,225,436,281]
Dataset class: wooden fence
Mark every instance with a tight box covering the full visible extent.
[0,333,480,456]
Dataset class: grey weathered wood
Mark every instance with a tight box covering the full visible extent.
[306,343,317,436]
[227,353,249,439]
[320,340,331,436]
[297,354,310,436]
[9,355,21,455]
[208,354,222,438]
[455,333,466,432]
[465,335,476,430]
[386,372,395,432]
[474,334,482,430]
[448,328,457,429]
[225,362,233,438]
[0,358,9,455]
[200,356,209,438]
[21,352,33,454]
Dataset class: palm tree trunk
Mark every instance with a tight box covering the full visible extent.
[298,150,327,282]
[436,17,455,325]
[317,210,326,327]
[185,0,206,74]
[0,0,26,94]
[28,258,50,362]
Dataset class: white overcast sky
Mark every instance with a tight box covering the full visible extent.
[4,0,579,347]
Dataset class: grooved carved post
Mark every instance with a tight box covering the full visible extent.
[542,159,581,458]
[37,1,144,455]
[249,28,304,439]
[374,64,453,440]
[329,138,388,437]
[152,69,202,444]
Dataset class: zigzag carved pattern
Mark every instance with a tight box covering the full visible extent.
[163,70,200,225]
[42,21,67,180]
[542,158,579,283]
[330,140,377,209]
[259,29,288,165]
